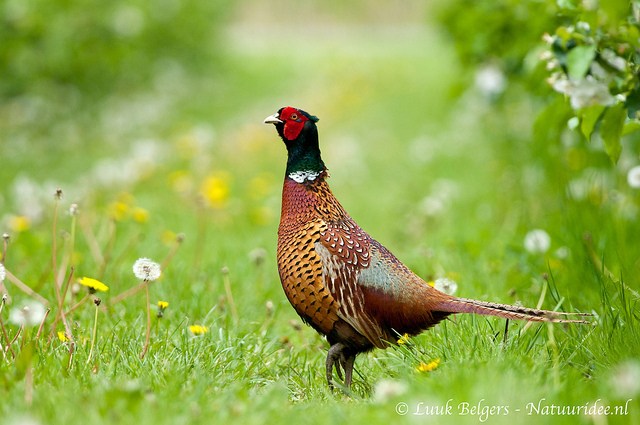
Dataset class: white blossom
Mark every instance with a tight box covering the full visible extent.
[475,64,507,97]
[551,76,614,109]
[133,258,161,281]
[627,166,640,189]
[524,229,551,254]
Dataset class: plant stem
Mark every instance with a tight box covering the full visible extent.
[86,303,99,365]
[140,282,151,359]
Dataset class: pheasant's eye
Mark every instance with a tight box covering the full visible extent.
[290,113,298,120]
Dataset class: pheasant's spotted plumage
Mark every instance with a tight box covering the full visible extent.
[265,106,589,390]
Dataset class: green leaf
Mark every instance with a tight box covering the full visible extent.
[579,105,605,141]
[600,103,626,163]
[622,120,640,136]
[533,97,573,144]
[566,45,596,80]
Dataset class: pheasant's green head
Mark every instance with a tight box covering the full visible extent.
[264,106,325,181]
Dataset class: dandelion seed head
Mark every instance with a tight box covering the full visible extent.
[249,247,267,266]
[69,203,80,216]
[9,300,46,327]
[610,360,640,398]
[434,278,458,295]
[0,263,5,283]
[133,258,161,281]
[373,379,408,404]
[524,229,551,254]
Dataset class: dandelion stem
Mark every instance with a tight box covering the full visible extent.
[222,269,238,325]
[3,269,49,305]
[52,192,64,311]
[0,297,15,359]
[86,302,99,365]
[140,281,152,359]
[110,281,147,305]
[64,293,91,316]
[36,308,51,339]
[160,235,183,271]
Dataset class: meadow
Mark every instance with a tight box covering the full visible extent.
[1,4,639,425]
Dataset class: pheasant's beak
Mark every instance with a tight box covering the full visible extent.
[264,113,283,124]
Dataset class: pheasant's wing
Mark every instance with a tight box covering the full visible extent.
[316,219,391,348]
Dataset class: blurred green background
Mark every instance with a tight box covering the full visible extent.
[1,1,639,424]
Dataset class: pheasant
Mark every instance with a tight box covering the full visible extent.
[264,106,588,390]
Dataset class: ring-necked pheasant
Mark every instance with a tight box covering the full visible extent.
[264,106,589,390]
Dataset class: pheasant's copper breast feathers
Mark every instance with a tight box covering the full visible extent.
[276,177,342,335]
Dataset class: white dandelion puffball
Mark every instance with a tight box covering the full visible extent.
[524,229,551,254]
[373,379,408,404]
[627,166,640,189]
[0,263,5,282]
[133,258,162,281]
[9,300,47,327]
[434,278,458,296]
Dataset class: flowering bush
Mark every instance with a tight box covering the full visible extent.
[435,0,640,164]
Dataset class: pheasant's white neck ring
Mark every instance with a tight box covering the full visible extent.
[288,170,321,183]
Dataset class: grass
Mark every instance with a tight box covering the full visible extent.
[1,20,640,425]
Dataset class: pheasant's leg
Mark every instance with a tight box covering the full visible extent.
[326,343,357,390]
[326,343,345,389]
[341,353,356,389]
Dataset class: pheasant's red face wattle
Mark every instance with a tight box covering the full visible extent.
[279,106,309,141]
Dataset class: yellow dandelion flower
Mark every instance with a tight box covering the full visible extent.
[427,281,435,287]
[78,276,109,292]
[108,201,130,221]
[397,333,410,345]
[132,207,149,223]
[8,215,31,233]
[157,301,169,310]
[57,331,69,342]
[200,174,229,208]
[188,325,209,336]
[416,358,441,373]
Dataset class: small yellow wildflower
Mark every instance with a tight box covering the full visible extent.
[200,174,229,208]
[78,277,109,292]
[132,207,149,223]
[157,301,169,309]
[188,325,209,336]
[397,333,410,345]
[57,331,69,342]
[8,215,30,233]
[416,358,441,373]
[108,201,130,221]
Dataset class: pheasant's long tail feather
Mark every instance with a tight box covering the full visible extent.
[437,297,591,324]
